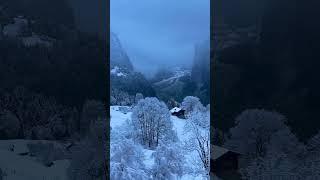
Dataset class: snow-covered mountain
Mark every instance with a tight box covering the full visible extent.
[110,32,156,99]
[110,32,134,73]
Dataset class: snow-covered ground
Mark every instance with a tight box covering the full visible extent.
[0,140,69,180]
[110,106,207,179]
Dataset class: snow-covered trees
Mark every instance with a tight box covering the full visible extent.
[243,150,298,180]
[134,93,144,104]
[225,109,288,158]
[241,128,304,179]
[110,138,148,180]
[166,98,180,110]
[151,144,185,180]
[80,100,106,136]
[0,86,71,139]
[68,118,107,180]
[223,109,312,180]
[111,88,133,106]
[131,97,173,149]
[184,108,210,176]
[109,116,150,180]
[181,96,205,117]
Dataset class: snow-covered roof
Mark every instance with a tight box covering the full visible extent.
[170,107,181,113]
[211,145,229,160]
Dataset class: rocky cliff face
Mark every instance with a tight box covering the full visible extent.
[110,32,134,73]
[110,32,155,98]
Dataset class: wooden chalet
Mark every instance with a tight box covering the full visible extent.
[170,107,185,119]
[211,145,242,180]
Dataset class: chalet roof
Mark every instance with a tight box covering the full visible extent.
[211,145,241,160]
[170,107,182,113]
[211,145,229,160]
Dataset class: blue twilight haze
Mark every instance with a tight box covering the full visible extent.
[111,0,210,76]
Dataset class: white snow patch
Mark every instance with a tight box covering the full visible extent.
[0,140,69,180]
[110,106,132,129]
[170,107,181,113]
[143,149,155,168]
[110,66,127,77]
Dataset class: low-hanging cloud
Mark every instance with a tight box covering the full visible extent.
[111,0,210,76]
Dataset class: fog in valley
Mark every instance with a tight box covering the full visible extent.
[111,0,210,77]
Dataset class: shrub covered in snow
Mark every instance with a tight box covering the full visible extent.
[225,109,288,158]
[110,138,148,180]
[131,97,173,149]
[151,144,185,179]
[181,96,205,117]
[184,109,210,176]
[111,88,133,106]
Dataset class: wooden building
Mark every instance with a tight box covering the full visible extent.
[170,107,185,119]
[211,145,242,180]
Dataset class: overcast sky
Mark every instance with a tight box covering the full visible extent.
[111,0,210,76]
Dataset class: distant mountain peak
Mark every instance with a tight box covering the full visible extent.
[110,32,134,72]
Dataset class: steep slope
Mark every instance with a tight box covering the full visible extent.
[110,32,155,100]
[190,40,210,105]
[110,32,134,73]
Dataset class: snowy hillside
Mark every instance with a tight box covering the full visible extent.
[110,105,209,179]
[0,140,69,180]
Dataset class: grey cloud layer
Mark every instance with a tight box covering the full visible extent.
[111,0,210,76]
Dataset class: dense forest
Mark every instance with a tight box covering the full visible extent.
[0,1,107,179]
